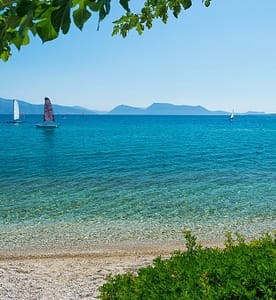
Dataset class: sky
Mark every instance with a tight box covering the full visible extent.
[1,0,276,113]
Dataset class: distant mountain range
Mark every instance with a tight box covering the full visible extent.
[0,97,96,115]
[0,97,265,115]
[109,103,228,115]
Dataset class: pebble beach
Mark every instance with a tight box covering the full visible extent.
[0,243,185,300]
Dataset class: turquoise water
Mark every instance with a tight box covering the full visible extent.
[0,115,275,253]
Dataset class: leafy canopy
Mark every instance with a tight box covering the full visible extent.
[0,0,211,61]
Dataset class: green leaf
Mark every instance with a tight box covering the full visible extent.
[136,22,144,35]
[13,29,29,49]
[36,19,58,42]
[112,14,128,25]
[119,0,130,12]
[0,49,10,61]
[7,16,21,29]
[182,0,192,10]
[73,4,91,30]
[112,25,120,36]
[19,10,33,39]
[202,0,211,7]
[16,0,33,17]
[87,0,102,12]
[51,0,72,34]
[172,3,181,18]
[103,0,111,15]
[0,19,7,40]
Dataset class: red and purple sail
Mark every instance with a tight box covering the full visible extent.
[44,97,55,122]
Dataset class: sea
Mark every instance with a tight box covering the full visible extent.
[0,114,275,254]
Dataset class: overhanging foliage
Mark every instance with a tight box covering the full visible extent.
[0,0,211,61]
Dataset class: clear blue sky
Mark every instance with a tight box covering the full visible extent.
[1,0,276,113]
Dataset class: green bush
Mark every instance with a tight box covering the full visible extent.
[99,231,276,299]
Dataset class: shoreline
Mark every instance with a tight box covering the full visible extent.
[0,237,225,261]
[0,241,187,261]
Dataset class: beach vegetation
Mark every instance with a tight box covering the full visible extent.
[99,230,276,299]
[0,0,211,61]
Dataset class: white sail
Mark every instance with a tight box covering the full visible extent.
[230,110,234,120]
[13,100,20,121]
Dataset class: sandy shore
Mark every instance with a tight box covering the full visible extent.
[0,243,187,300]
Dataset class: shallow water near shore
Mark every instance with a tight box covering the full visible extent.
[0,114,275,254]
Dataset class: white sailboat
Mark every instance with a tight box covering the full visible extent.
[36,97,59,128]
[230,110,234,121]
[7,99,24,123]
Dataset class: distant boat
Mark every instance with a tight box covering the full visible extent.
[36,97,59,128]
[230,110,234,121]
[7,100,24,124]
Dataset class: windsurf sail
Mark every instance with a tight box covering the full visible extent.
[13,100,20,121]
[44,97,55,122]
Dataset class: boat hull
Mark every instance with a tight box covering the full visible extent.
[36,123,59,128]
[7,121,24,124]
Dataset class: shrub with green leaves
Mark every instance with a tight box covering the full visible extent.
[99,230,276,299]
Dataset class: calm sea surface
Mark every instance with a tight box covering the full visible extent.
[0,115,275,253]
